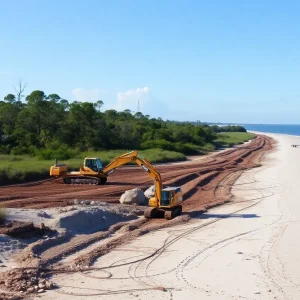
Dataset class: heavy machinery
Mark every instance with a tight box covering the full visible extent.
[50,157,107,185]
[50,150,183,219]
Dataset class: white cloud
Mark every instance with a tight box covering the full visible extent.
[112,87,150,112]
[105,86,171,119]
[72,88,106,102]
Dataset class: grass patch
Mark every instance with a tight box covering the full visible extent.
[78,149,186,164]
[214,132,256,148]
[0,133,256,185]
[0,149,186,185]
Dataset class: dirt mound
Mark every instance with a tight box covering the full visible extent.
[0,292,22,300]
[73,214,190,267]
[0,221,55,238]
[51,207,137,234]
[0,268,55,296]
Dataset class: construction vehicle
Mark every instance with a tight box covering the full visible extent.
[50,157,107,185]
[50,150,183,219]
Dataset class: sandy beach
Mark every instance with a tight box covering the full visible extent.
[30,132,299,300]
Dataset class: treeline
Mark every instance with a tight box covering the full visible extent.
[209,125,246,133]
[0,89,247,159]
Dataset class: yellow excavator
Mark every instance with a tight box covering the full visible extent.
[50,150,183,219]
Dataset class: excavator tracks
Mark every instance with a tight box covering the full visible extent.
[164,205,182,220]
[144,205,182,220]
[63,177,107,185]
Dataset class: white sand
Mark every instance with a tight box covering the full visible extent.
[37,133,300,299]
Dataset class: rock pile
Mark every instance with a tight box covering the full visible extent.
[119,188,147,205]
[144,185,155,199]
[0,269,56,295]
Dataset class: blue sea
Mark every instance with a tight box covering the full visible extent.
[242,124,300,136]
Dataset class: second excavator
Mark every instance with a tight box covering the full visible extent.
[50,150,183,219]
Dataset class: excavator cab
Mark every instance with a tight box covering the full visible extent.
[160,187,182,207]
[146,186,183,220]
[84,158,103,172]
[161,189,174,206]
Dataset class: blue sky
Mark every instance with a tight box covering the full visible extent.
[1,0,300,123]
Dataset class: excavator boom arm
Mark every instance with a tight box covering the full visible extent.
[102,150,162,206]
[133,157,162,205]
[102,150,138,174]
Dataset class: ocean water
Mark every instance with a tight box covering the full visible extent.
[243,124,300,136]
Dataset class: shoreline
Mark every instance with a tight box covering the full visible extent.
[250,130,300,138]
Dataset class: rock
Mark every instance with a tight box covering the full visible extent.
[144,185,155,199]
[27,287,35,293]
[38,283,46,289]
[38,288,45,293]
[90,201,95,205]
[119,188,146,205]
[34,285,39,291]
[73,199,79,205]
[45,281,54,289]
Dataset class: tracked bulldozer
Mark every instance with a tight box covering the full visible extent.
[50,151,183,219]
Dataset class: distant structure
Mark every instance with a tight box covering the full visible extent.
[137,99,140,112]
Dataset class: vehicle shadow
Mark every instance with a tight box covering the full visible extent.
[185,211,260,219]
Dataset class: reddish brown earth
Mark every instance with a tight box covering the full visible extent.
[0,135,272,211]
[0,135,273,298]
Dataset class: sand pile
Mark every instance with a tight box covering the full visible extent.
[50,207,137,234]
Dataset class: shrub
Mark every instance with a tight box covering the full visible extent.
[10,145,36,156]
[141,149,186,163]
[174,143,199,155]
[0,145,10,154]
[140,139,174,151]
[36,146,79,160]
[214,132,256,148]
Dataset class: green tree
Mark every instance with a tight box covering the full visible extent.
[4,94,16,103]
[94,100,104,112]
[0,102,21,135]
[47,93,61,103]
